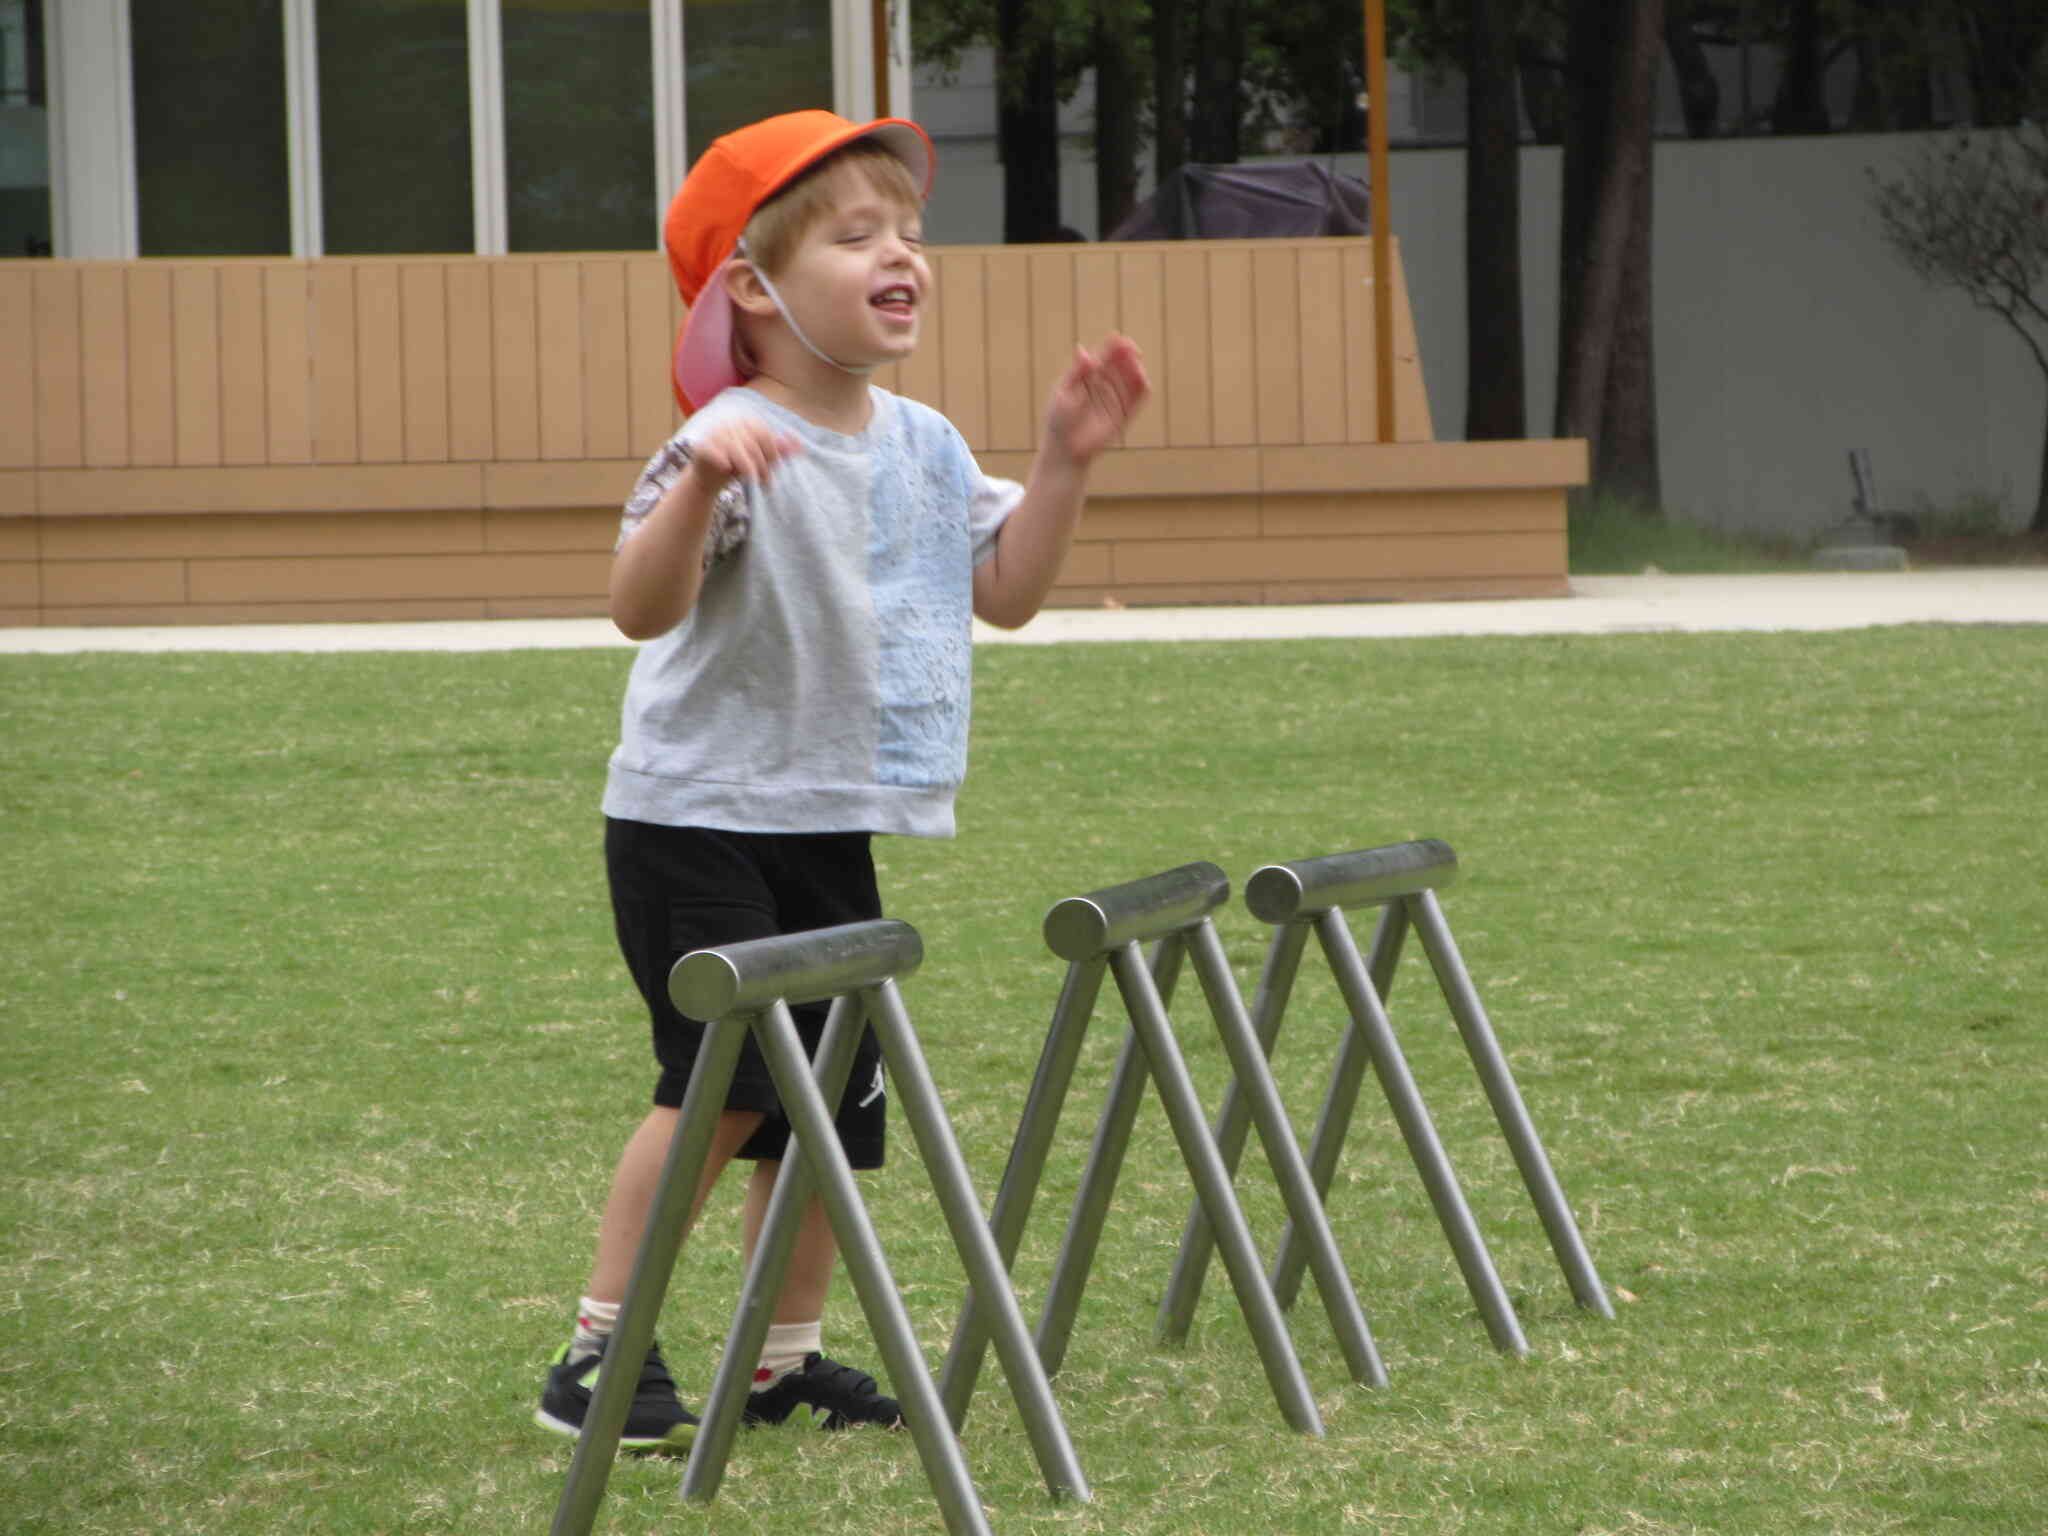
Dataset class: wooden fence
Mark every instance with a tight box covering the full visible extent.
[1,240,1583,626]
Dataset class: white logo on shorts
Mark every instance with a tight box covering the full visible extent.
[858,1063,886,1109]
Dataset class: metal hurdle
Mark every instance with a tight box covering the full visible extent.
[939,863,1390,1443]
[1154,839,1613,1365]
[550,919,1087,1536]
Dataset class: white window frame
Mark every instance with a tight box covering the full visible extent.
[835,0,912,122]
[282,0,322,256]
[650,0,687,246]
[467,0,507,255]
[45,0,136,259]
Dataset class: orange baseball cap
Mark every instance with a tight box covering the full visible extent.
[665,110,935,412]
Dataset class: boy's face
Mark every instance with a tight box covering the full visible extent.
[758,163,931,376]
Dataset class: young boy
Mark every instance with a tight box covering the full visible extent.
[536,110,1149,1450]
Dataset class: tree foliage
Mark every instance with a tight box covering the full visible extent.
[1392,0,2048,139]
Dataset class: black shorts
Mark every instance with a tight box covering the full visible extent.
[605,818,887,1169]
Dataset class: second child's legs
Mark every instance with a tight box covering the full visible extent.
[733,1152,901,1429]
[549,1097,896,1435]
[535,1105,766,1449]
[540,1102,871,1445]
[583,1110,841,1324]
[742,1158,839,1323]
[585,1105,767,1305]
[540,822,900,1443]
[577,1103,885,1420]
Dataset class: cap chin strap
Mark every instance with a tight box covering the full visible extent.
[737,238,870,379]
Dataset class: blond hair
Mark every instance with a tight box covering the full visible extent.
[741,140,924,276]
[730,141,924,380]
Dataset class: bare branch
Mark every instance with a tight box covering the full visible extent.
[1869,124,2048,387]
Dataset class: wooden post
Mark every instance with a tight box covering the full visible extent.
[872,0,891,116]
[1366,0,1395,442]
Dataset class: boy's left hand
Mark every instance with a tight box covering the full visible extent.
[1044,335,1150,468]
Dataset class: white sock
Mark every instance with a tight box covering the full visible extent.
[569,1296,620,1364]
[754,1320,822,1387]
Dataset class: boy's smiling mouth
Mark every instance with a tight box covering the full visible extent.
[870,284,918,314]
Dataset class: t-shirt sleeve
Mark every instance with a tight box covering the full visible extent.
[966,464,1023,568]
[617,430,752,567]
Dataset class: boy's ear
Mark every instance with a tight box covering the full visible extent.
[724,260,778,319]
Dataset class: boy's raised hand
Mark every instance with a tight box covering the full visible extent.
[1044,335,1151,468]
[690,418,803,494]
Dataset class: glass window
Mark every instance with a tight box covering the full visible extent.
[132,0,291,255]
[503,0,653,252]
[0,0,50,257]
[319,0,472,254]
[683,0,833,155]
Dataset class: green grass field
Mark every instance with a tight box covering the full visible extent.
[4,626,2045,1534]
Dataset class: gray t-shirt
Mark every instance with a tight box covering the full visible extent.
[602,386,1022,839]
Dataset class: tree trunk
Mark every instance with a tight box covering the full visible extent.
[997,0,1062,243]
[1598,140,1660,507]
[1846,34,1883,132]
[2034,400,2048,532]
[1771,0,1830,134]
[1189,0,1244,163]
[1553,0,1609,440]
[1153,0,1187,189]
[1095,1,1141,237]
[1956,0,2048,127]
[1515,33,1565,144]
[1874,28,1936,131]
[1465,0,1526,440]
[1555,0,1664,509]
[1663,3,1719,137]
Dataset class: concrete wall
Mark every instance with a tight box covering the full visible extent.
[1393,133,2038,537]
[927,131,2041,538]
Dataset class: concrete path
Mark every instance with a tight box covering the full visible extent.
[1,569,2041,654]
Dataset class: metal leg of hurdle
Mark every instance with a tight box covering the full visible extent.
[1265,901,1410,1313]
[1155,906,1405,1335]
[550,1006,749,1536]
[864,975,1091,1495]
[1181,917,1387,1387]
[936,946,1115,1429]
[680,991,867,1501]
[1030,936,1182,1384]
[1157,840,1610,1367]
[937,933,1191,1428]
[942,864,1341,1437]
[550,920,1086,1536]
[1294,896,1531,1356]
[1405,888,1614,1320]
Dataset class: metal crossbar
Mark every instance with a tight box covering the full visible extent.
[549,919,1086,1536]
[940,862,1388,1440]
[1156,841,1612,1366]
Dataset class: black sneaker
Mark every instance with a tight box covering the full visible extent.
[744,1352,903,1430]
[535,1337,700,1451]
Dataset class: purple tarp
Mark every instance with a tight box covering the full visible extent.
[1105,162,1371,240]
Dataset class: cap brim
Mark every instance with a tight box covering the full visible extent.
[859,119,935,196]
[674,255,743,413]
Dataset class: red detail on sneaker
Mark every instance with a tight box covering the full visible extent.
[754,1367,774,1384]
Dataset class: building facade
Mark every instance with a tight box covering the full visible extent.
[7,0,911,262]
